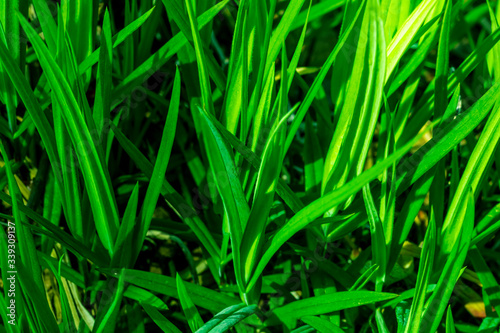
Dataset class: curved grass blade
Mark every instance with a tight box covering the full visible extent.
[93,269,126,333]
[198,104,304,214]
[197,103,250,297]
[18,13,120,255]
[396,81,500,196]
[0,27,61,186]
[400,27,500,144]
[385,0,436,79]
[195,303,258,333]
[0,191,108,267]
[267,291,397,328]
[101,268,240,313]
[440,97,500,256]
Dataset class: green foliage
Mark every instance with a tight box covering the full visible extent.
[1,0,500,331]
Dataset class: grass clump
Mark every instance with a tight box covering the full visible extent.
[1,0,500,332]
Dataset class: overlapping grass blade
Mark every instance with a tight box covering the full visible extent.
[18,13,119,255]
[247,120,433,291]
[101,268,240,313]
[111,0,229,107]
[177,273,204,332]
[284,0,365,155]
[195,303,258,333]
[418,190,474,332]
[268,291,397,328]
[110,123,221,261]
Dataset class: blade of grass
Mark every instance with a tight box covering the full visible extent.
[93,269,126,333]
[195,303,258,333]
[18,13,120,255]
[405,209,436,333]
[142,303,182,333]
[301,316,344,333]
[94,9,113,137]
[268,291,398,328]
[240,45,288,294]
[177,273,204,331]
[418,189,474,332]
[134,67,181,262]
[101,268,240,313]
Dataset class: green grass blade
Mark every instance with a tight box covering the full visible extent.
[396,81,500,195]
[112,183,139,268]
[94,269,126,333]
[31,0,57,54]
[0,190,108,267]
[197,103,250,297]
[385,0,435,79]
[94,9,113,136]
[301,316,344,333]
[135,67,181,260]
[0,141,43,291]
[0,27,61,185]
[362,183,387,291]
[440,97,500,256]
[268,291,397,328]
[101,268,240,313]
[142,303,182,333]
[240,46,289,291]
[18,13,120,255]
[195,303,258,333]
[290,0,345,31]
[434,0,451,121]
[445,306,456,333]
[265,0,306,74]
[469,247,500,315]
[177,273,204,331]
[405,209,436,333]
[419,189,474,332]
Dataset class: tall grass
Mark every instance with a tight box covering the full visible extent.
[1,0,500,331]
